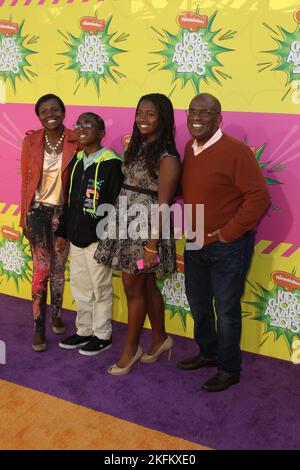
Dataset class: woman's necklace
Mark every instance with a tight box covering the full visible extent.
[45,131,65,155]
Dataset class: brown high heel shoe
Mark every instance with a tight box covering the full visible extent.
[141,336,173,364]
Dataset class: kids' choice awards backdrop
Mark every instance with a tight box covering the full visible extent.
[0,0,299,363]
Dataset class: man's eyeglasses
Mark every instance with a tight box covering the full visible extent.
[73,122,101,130]
[186,109,220,118]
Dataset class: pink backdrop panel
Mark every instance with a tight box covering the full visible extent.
[0,103,299,248]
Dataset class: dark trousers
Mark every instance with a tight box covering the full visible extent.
[26,203,68,332]
[184,232,254,373]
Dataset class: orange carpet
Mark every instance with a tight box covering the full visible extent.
[0,379,210,450]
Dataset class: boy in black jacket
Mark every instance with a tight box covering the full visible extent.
[55,112,123,355]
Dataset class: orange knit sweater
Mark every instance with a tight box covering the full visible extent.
[182,133,270,245]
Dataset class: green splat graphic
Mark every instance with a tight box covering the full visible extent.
[150,11,235,94]
[244,280,300,353]
[258,19,300,100]
[0,20,37,92]
[253,143,285,186]
[268,24,300,85]
[0,232,32,290]
[57,16,127,96]
[156,272,191,330]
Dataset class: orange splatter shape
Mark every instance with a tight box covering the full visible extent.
[271,271,300,291]
[177,12,208,31]
[0,21,18,36]
[1,226,20,241]
[80,17,105,34]
[176,254,184,273]
[294,8,300,24]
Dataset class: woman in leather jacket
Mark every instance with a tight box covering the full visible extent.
[20,94,78,352]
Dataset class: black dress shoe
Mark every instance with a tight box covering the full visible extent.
[177,354,217,370]
[202,371,240,392]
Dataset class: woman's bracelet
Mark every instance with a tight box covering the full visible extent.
[144,246,158,254]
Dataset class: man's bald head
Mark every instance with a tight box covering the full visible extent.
[187,93,222,144]
[190,93,221,113]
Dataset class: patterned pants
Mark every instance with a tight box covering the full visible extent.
[26,203,69,332]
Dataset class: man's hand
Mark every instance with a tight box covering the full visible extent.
[207,229,227,242]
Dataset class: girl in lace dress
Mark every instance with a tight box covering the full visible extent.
[94,93,181,375]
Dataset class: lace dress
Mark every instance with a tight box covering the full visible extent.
[94,147,179,275]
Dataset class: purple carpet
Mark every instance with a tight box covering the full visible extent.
[1,293,300,450]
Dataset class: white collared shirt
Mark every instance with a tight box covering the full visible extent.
[192,128,223,156]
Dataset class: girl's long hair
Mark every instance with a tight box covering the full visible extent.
[124,93,176,179]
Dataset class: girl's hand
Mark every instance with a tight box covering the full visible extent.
[143,249,159,269]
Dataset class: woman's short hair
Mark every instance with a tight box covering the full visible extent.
[35,94,65,116]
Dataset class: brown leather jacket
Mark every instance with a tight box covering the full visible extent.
[19,127,78,229]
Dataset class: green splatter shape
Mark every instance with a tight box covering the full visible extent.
[267,24,300,85]
[58,16,127,96]
[156,273,191,330]
[254,144,284,186]
[0,19,37,92]
[0,232,32,290]
[152,11,235,93]
[244,281,300,353]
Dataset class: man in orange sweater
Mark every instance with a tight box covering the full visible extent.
[178,93,270,392]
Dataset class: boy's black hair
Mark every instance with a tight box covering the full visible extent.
[77,112,105,131]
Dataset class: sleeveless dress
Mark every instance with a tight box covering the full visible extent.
[94,146,180,276]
